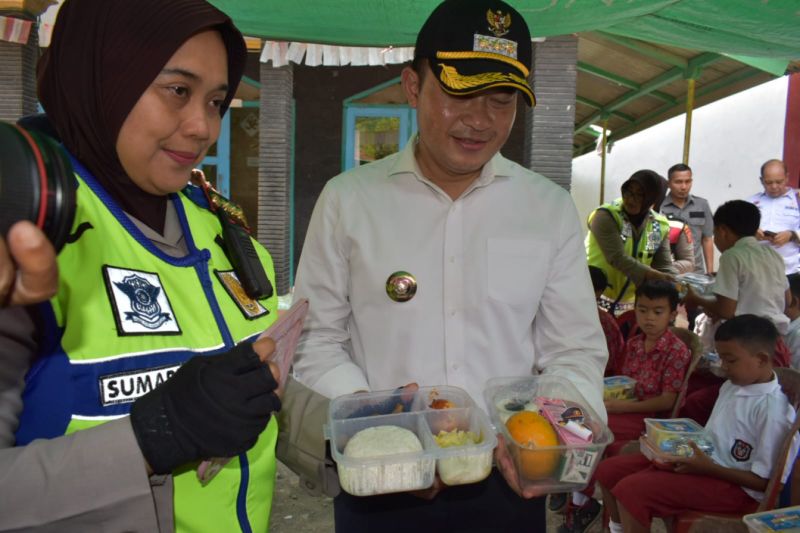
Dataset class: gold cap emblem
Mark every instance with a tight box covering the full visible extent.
[386,271,417,302]
[486,9,511,37]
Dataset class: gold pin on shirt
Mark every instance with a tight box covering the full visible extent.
[386,271,417,302]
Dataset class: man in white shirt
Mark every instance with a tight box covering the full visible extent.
[293,1,607,531]
[747,159,800,274]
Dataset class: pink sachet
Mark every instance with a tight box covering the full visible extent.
[533,397,594,445]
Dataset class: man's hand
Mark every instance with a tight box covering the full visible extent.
[755,229,767,241]
[671,441,716,475]
[769,230,794,247]
[0,221,58,306]
[494,434,550,499]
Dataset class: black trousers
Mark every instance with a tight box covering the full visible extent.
[333,469,547,533]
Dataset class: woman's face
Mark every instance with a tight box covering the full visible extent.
[621,181,645,215]
[116,30,229,195]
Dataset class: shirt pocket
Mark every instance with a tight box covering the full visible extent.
[487,237,549,306]
[688,211,706,228]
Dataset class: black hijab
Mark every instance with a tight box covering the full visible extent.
[620,169,666,228]
[37,0,246,233]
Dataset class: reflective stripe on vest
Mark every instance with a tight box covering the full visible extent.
[15,164,278,533]
[585,200,670,305]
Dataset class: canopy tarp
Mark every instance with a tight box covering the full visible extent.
[210,0,800,61]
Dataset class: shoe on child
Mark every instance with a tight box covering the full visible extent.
[556,498,602,533]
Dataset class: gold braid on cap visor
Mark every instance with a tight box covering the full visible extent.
[437,63,534,104]
[436,51,529,77]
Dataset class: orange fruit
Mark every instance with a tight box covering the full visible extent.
[505,411,561,480]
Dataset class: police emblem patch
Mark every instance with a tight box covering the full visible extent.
[103,266,181,335]
[215,270,268,319]
[731,438,753,462]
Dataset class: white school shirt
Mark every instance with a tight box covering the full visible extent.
[747,190,800,274]
[786,317,800,370]
[706,375,798,501]
[713,236,790,335]
[292,140,608,420]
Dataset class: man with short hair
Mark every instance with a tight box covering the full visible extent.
[660,163,715,274]
[292,0,607,530]
[747,159,800,274]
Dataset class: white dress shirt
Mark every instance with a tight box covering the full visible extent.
[292,141,608,420]
[713,236,790,334]
[747,189,800,274]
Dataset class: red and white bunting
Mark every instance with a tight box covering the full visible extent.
[0,15,33,45]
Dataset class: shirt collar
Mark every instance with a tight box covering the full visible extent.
[754,189,794,200]
[734,236,759,248]
[388,135,511,191]
[127,200,182,248]
[733,372,781,397]
[663,192,694,207]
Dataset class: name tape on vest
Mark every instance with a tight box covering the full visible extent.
[99,364,181,405]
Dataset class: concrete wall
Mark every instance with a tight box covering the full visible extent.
[571,76,789,225]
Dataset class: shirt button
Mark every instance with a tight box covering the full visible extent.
[450,310,456,317]
[452,364,459,370]
[449,256,455,263]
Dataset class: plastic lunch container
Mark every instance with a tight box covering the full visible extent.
[325,385,497,496]
[484,375,613,494]
[743,505,800,532]
[603,376,637,400]
[644,418,708,448]
[676,272,715,294]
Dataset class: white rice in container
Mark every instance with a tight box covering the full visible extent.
[338,425,433,496]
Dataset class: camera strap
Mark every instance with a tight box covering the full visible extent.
[190,170,273,301]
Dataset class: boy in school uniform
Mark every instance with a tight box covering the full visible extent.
[784,273,800,369]
[682,200,791,423]
[595,314,799,533]
[559,280,691,532]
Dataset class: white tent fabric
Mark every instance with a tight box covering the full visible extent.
[260,40,414,67]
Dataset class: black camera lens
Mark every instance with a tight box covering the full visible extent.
[0,121,76,252]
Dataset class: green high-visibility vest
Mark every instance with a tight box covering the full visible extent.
[15,167,279,532]
[585,200,669,307]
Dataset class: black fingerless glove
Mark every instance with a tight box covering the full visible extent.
[130,342,282,475]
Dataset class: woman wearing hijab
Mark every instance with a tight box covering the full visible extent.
[586,170,676,314]
[0,1,285,531]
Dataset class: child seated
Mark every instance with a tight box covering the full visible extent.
[596,314,799,533]
[589,265,624,376]
[682,200,791,423]
[785,273,800,369]
[559,280,691,532]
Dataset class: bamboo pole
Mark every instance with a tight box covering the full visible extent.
[600,118,608,204]
[683,77,696,164]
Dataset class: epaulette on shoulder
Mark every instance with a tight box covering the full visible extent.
[185,169,251,230]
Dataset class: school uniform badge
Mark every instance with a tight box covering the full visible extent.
[103,266,181,335]
[731,438,753,462]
